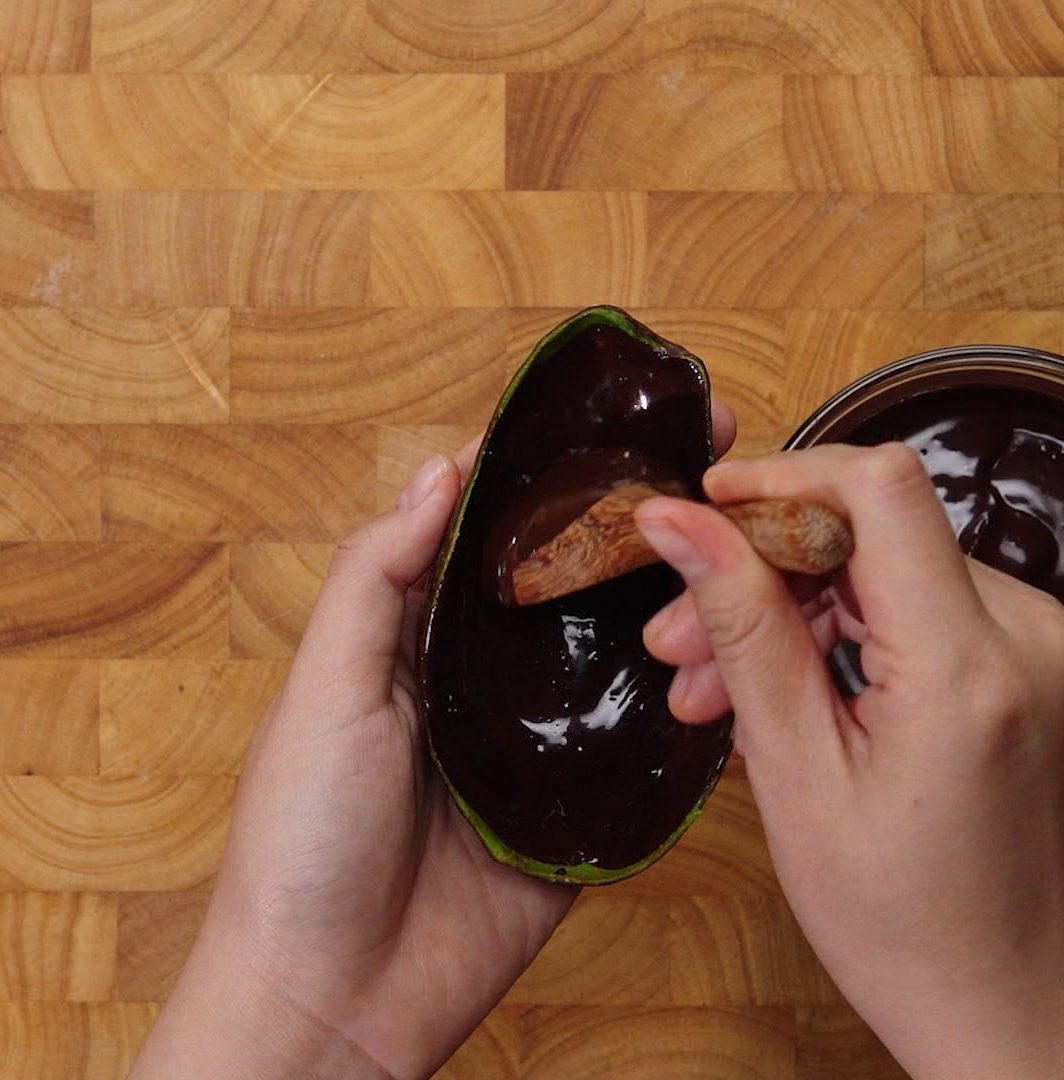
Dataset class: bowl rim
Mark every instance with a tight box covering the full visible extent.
[785,343,1064,450]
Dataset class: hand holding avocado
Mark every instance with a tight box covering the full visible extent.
[128,438,580,1080]
[126,368,733,1079]
[639,443,1064,1080]
[130,428,1064,1080]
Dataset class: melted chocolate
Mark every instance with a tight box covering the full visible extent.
[420,320,730,872]
[842,387,1064,603]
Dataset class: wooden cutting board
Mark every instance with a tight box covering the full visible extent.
[2,1,1062,1076]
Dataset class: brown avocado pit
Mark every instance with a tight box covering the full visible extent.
[417,307,733,885]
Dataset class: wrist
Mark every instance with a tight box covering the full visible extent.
[129,905,392,1080]
[876,972,1064,1080]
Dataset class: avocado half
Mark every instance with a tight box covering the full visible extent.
[417,306,733,885]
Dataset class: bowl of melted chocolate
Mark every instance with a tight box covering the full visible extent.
[786,345,1064,606]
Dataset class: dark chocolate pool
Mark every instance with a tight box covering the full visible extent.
[420,314,732,878]
[787,346,1064,605]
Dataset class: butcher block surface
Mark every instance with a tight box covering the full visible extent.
[2,2,1063,1077]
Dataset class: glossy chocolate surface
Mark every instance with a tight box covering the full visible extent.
[421,320,731,872]
[842,386,1064,603]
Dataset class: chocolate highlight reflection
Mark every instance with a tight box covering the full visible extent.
[417,307,732,886]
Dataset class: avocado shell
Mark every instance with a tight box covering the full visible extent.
[417,306,733,885]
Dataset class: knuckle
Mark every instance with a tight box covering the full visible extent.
[329,532,366,577]
[333,514,414,596]
[694,587,775,660]
[1015,593,1064,699]
[962,636,1034,743]
[986,658,1031,719]
[329,521,381,582]
[1047,605,1064,659]
[335,515,392,569]
[1028,591,1064,643]
[337,519,375,554]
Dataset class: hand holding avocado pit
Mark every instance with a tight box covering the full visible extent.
[503,483,854,607]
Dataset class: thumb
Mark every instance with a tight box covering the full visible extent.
[636,497,846,768]
[292,454,462,713]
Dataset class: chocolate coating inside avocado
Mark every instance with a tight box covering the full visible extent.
[420,319,731,875]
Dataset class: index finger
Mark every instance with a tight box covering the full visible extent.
[702,443,986,656]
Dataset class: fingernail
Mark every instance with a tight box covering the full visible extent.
[638,519,710,580]
[670,666,694,712]
[702,460,734,494]
[398,454,448,511]
[644,603,674,643]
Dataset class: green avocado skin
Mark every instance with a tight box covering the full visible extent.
[417,305,732,886]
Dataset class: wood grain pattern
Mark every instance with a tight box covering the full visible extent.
[101,424,375,541]
[924,0,1064,76]
[925,195,1064,309]
[504,889,838,1010]
[100,660,287,776]
[3,1,1056,1074]
[507,74,788,190]
[642,0,922,74]
[627,309,787,457]
[229,543,333,658]
[115,892,210,1000]
[0,662,98,775]
[0,193,93,305]
[0,892,116,1000]
[0,308,229,423]
[0,425,99,540]
[439,1004,796,1079]
[0,777,231,890]
[0,1003,159,1080]
[0,543,228,658]
[94,193,230,307]
[786,308,1064,369]
[230,75,504,190]
[506,895,673,1006]
[230,308,509,424]
[0,0,90,73]
[92,0,371,73]
[432,1008,519,1079]
[370,192,646,306]
[784,77,1059,193]
[0,76,229,190]
[96,192,370,306]
[364,0,643,72]
[647,193,922,307]
[669,896,840,1007]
